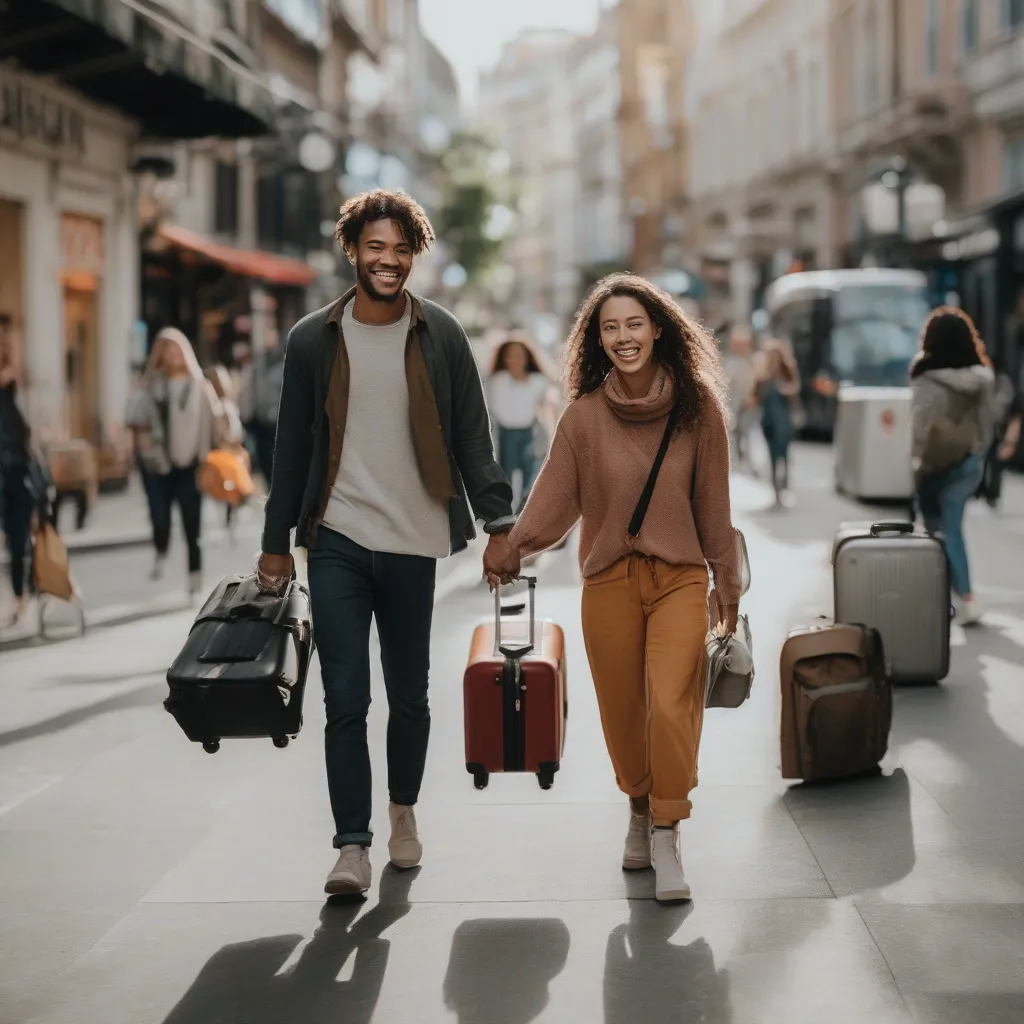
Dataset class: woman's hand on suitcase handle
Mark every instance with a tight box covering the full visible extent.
[257,552,294,595]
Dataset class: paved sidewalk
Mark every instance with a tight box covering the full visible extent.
[2,459,1023,1022]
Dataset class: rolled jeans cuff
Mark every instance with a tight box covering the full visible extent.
[334,831,373,849]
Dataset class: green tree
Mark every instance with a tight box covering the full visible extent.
[437,132,509,283]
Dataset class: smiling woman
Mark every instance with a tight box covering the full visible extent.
[493,272,741,903]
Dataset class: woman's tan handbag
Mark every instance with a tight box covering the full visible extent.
[32,521,84,636]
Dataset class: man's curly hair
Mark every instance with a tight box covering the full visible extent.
[335,188,436,255]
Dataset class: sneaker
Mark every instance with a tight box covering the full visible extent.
[651,827,691,902]
[388,803,422,869]
[958,596,984,627]
[325,844,371,896]
[622,806,652,870]
[188,571,203,597]
[149,555,166,582]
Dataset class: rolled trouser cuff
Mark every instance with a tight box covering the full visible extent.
[651,796,693,826]
[334,831,373,849]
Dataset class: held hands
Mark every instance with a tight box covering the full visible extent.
[483,532,521,591]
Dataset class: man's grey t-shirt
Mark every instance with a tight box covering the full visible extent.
[321,297,451,558]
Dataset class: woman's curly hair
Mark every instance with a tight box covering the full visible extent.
[335,188,436,255]
[564,273,728,430]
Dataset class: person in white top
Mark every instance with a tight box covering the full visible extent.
[486,333,555,511]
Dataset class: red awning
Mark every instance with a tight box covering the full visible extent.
[156,224,319,288]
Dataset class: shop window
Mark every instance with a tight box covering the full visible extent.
[1004,0,1024,30]
[214,160,239,236]
[960,0,979,56]
[1007,138,1024,190]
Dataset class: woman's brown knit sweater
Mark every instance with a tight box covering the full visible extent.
[508,365,741,605]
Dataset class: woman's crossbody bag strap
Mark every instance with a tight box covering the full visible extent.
[627,408,679,539]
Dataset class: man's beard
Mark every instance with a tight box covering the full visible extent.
[356,259,403,303]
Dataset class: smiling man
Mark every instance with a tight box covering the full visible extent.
[257,189,515,896]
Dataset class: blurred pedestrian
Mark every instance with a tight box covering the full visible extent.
[204,364,252,536]
[486,273,742,903]
[0,316,33,626]
[755,339,800,506]
[256,188,515,898]
[486,331,555,511]
[722,323,758,467]
[911,307,996,625]
[247,329,284,487]
[977,365,1021,509]
[128,328,220,594]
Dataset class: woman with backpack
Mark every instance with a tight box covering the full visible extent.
[911,307,996,625]
[484,273,741,902]
[127,328,221,594]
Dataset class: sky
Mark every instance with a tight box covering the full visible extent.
[419,0,606,109]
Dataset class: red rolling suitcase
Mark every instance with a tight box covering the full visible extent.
[463,577,567,790]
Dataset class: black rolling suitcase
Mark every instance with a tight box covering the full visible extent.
[165,574,313,753]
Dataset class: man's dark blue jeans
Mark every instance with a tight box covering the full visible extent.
[307,527,436,849]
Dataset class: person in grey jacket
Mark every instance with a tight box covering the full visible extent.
[256,189,515,898]
[910,307,996,625]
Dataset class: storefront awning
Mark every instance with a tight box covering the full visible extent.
[0,0,273,138]
[156,225,319,288]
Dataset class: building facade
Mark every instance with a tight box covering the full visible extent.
[571,4,629,296]
[688,0,836,328]
[478,30,580,343]
[0,0,268,462]
[618,0,693,279]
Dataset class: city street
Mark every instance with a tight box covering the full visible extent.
[1,442,1023,1023]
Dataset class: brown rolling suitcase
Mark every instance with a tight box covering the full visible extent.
[780,623,890,782]
[463,577,567,791]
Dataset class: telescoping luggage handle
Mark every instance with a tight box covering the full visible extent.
[870,522,914,537]
[494,577,537,660]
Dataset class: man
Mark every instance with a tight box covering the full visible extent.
[257,189,516,896]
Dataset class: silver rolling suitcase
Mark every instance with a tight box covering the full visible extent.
[833,522,950,685]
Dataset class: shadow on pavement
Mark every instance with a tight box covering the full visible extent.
[603,901,731,1023]
[162,866,418,1024]
[0,681,164,748]
[443,918,570,1024]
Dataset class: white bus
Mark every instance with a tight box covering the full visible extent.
[764,268,930,437]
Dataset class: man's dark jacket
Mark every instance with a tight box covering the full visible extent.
[261,290,514,556]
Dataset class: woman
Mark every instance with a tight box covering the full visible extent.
[755,339,800,506]
[0,317,33,625]
[910,307,996,625]
[486,333,554,511]
[487,274,741,903]
[722,323,758,467]
[204,364,251,534]
[127,328,219,593]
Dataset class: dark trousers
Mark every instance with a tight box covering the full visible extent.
[1,463,31,599]
[247,420,276,487]
[498,425,538,512]
[151,464,202,573]
[307,527,437,848]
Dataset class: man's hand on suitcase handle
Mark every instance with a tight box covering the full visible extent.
[257,552,294,595]
[483,531,520,591]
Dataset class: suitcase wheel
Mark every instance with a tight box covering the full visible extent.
[469,766,489,790]
[537,765,556,790]
[202,739,220,754]
[272,736,290,749]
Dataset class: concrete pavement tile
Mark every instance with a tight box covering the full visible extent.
[854,903,1024,1024]
[783,769,1024,904]
[142,793,830,905]
[0,826,208,1023]
[20,897,912,1024]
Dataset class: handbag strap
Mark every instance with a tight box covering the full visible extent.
[628,407,679,539]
